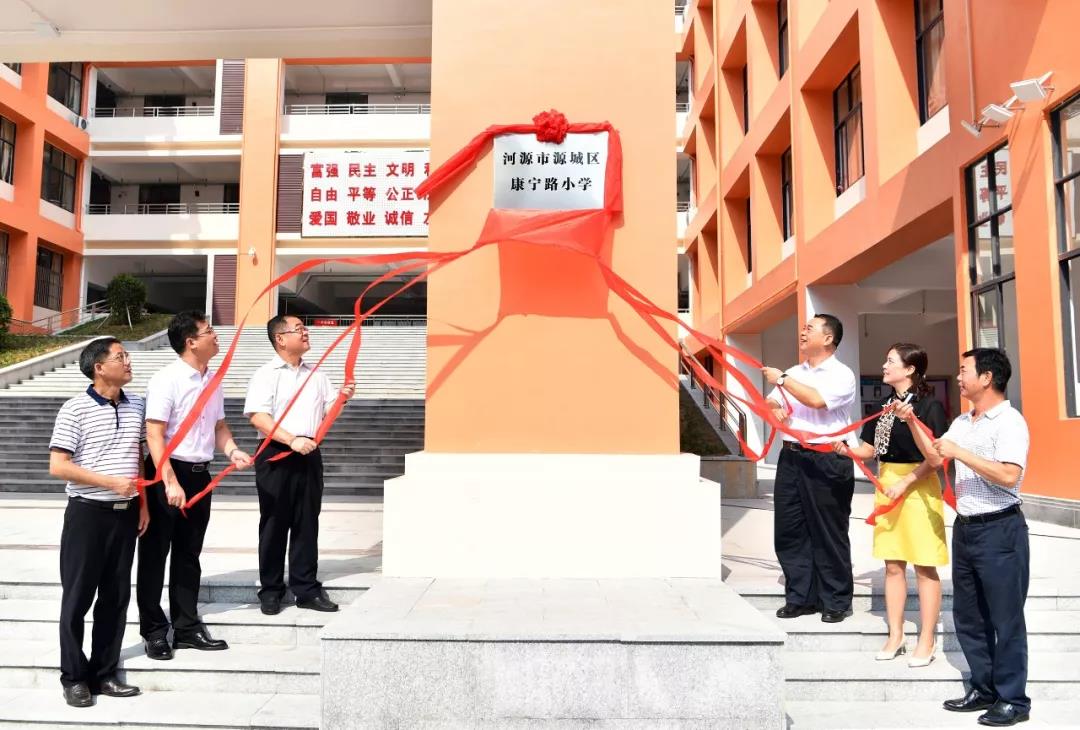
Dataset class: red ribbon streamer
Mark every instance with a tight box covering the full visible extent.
[147,112,954,528]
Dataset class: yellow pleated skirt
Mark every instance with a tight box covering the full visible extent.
[873,462,949,566]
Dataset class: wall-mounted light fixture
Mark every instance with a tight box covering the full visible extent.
[1010,71,1054,103]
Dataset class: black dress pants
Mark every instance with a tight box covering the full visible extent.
[58,497,138,688]
[137,458,212,640]
[773,445,855,611]
[952,507,1030,711]
[255,442,324,603]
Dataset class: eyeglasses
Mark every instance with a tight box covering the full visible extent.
[277,326,309,336]
[105,352,132,364]
[194,327,216,338]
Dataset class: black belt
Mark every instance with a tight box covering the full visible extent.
[171,459,211,473]
[955,504,1022,525]
[70,495,135,511]
[782,441,831,452]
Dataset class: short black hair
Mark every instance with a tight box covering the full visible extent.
[79,338,122,379]
[814,313,843,349]
[962,347,1012,393]
[167,310,208,355]
[266,313,296,348]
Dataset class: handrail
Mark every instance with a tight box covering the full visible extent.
[676,201,691,212]
[86,202,240,215]
[678,347,749,455]
[675,102,691,113]
[92,106,215,118]
[284,103,431,116]
[294,314,427,327]
[8,300,110,336]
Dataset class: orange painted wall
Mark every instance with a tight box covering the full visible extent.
[0,63,89,325]
[425,0,677,454]
[683,1,1080,501]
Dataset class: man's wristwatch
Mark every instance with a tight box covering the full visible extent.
[776,374,787,387]
[227,447,239,459]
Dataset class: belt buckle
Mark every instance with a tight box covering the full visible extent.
[191,463,207,473]
[112,501,128,511]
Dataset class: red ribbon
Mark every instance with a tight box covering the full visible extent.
[147,111,954,527]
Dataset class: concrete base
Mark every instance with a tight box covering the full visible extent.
[383,453,721,578]
[700,456,757,498]
[322,578,786,729]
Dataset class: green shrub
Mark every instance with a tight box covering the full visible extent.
[0,293,11,340]
[106,274,147,326]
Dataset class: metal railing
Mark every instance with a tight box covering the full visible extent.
[675,102,691,113]
[86,203,239,215]
[92,106,215,118]
[295,314,427,327]
[678,348,749,455]
[284,103,431,116]
[8,300,109,336]
[676,201,691,212]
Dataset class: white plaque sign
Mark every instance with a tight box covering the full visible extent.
[492,132,608,210]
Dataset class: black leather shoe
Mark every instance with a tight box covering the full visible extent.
[144,637,174,660]
[96,675,140,698]
[296,593,339,612]
[260,597,283,615]
[62,682,93,708]
[943,689,996,713]
[978,702,1030,726]
[173,628,229,651]
[820,608,854,623]
[775,603,818,619]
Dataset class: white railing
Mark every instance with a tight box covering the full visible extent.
[676,201,691,212]
[295,314,427,327]
[675,1,689,31]
[92,106,215,118]
[87,203,239,215]
[676,102,691,113]
[284,103,431,116]
[677,202,693,236]
[8,300,109,336]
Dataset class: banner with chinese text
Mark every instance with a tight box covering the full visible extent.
[301,149,429,237]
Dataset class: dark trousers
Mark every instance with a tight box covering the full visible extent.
[952,508,1030,710]
[256,442,324,603]
[774,446,855,611]
[136,458,212,640]
[58,497,138,687]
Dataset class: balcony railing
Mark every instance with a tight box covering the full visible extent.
[294,314,427,327]
[675,1,689,30]
[87,203,239,215]
[676,102,691,113]
[92,106,215,118]
[284,103,431,116]
[676,201,691,213]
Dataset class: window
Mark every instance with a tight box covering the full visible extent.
[741,65,749,134]
[915,0,946,123]
[778,1,789,77]
[833,65,864,194]
[0,115,15,185]
[745,198,753,275]
[1053,95,1080,415]
[2,63,20,75]
[966,145,1020,409]
[41,142,78,212]
[34,246,63,311]
[47,62,83,114]
[0,230,9,296]
[781,147,793,241]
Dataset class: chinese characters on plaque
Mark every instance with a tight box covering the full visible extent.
[301,149,429,237]
[493,132,608,210]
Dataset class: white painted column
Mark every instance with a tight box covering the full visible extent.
[725,333,765,456]
[205,253,216,323]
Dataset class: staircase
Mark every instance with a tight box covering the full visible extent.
[735,578,1080,727]
[0,325,426,496]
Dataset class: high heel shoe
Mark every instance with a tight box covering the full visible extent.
[875,643,906,661]
[908,644,936,667]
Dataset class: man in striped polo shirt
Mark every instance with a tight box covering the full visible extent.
[49,338,149,707]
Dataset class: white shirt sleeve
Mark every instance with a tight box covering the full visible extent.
[817,366,857,411]
[243,365,275,417]
[49,400,82,454]
[321,371,339,412]
[994,411,1030,470]
[144,371,174,423]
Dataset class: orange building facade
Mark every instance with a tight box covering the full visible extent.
[678,0,1080,522]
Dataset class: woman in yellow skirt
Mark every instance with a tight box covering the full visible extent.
[841,343,948,667]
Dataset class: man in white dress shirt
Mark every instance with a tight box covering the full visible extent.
[761,314,858,623]
[139,311,253,660]
[244,314,354,615]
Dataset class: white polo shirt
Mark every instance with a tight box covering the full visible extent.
[145,358,226,463]
[941,399,1028,516]
[243,355,338,439]
[767,354,858,445]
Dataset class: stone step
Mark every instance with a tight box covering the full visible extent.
[0,688,318,729]
[0,599,329,646]
[0,639,320,694]
[774,609,1080,652]
[785,700,1080,729]
[784,650,1080,701]
[0,479,391,494]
